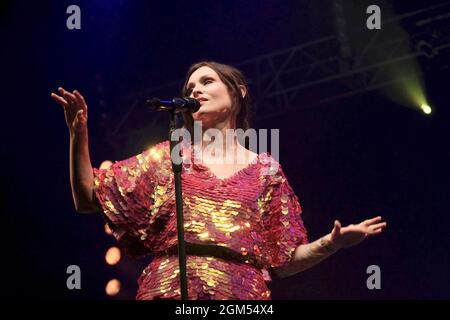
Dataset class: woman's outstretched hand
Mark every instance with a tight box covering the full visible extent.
[51,87,88,135]
[329,216,387,250]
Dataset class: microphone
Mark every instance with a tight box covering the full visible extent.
[146,97,200,113]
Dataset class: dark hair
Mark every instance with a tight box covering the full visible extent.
[181,61,251,134]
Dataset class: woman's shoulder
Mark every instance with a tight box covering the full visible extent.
[140,140,170,158]
[256,150,282,170]
[253,151,290,187]
[102,140,170,170]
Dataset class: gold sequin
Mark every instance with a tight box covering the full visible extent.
[105,200,119,215]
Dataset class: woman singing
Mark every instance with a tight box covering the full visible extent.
[51,61,386,300]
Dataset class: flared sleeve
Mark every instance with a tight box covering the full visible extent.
[261,163,309,269]
[92,141,172,257]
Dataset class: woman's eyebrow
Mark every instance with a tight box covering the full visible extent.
[187,74,215,88]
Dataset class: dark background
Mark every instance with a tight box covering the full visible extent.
[1,0,449,299]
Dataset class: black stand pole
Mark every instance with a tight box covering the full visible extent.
[168,111,188,300]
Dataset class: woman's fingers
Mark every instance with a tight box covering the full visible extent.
[53,87,89,131]
[58,87,70,98]
[58,87,77,105]
[73,90,87,112]
[374,222,387,228]
[335,220,341,229]
[367,228,384,236]
[331,220,341,237]
[363,216,382,226]
[366,222,387,236]
[51,92,68,107]
[56,87,87,116]
[64,92,77,105]
[370,222,387,230]
[73,90,82,105]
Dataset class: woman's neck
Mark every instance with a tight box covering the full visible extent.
[197,117,244,163]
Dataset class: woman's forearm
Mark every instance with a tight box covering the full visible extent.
[69,130,99,213]
[273,233,339,278]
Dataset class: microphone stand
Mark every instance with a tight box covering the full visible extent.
[166,111,188,300]
[146,97,199,300]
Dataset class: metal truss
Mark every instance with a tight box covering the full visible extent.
[111,2,450,137]
[236,1,450,120]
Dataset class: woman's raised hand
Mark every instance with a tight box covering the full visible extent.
[51,87,88,135]
[329,216,387,250]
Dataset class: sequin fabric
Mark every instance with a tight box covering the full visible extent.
[93,141,308,300]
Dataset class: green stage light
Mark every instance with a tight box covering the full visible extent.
[420,104,432,115]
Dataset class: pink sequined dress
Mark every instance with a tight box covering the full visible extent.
[93,141,308,300]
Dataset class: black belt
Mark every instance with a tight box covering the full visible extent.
[162,242,265,269]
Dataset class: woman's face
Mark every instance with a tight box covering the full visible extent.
[186,66,234,125]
